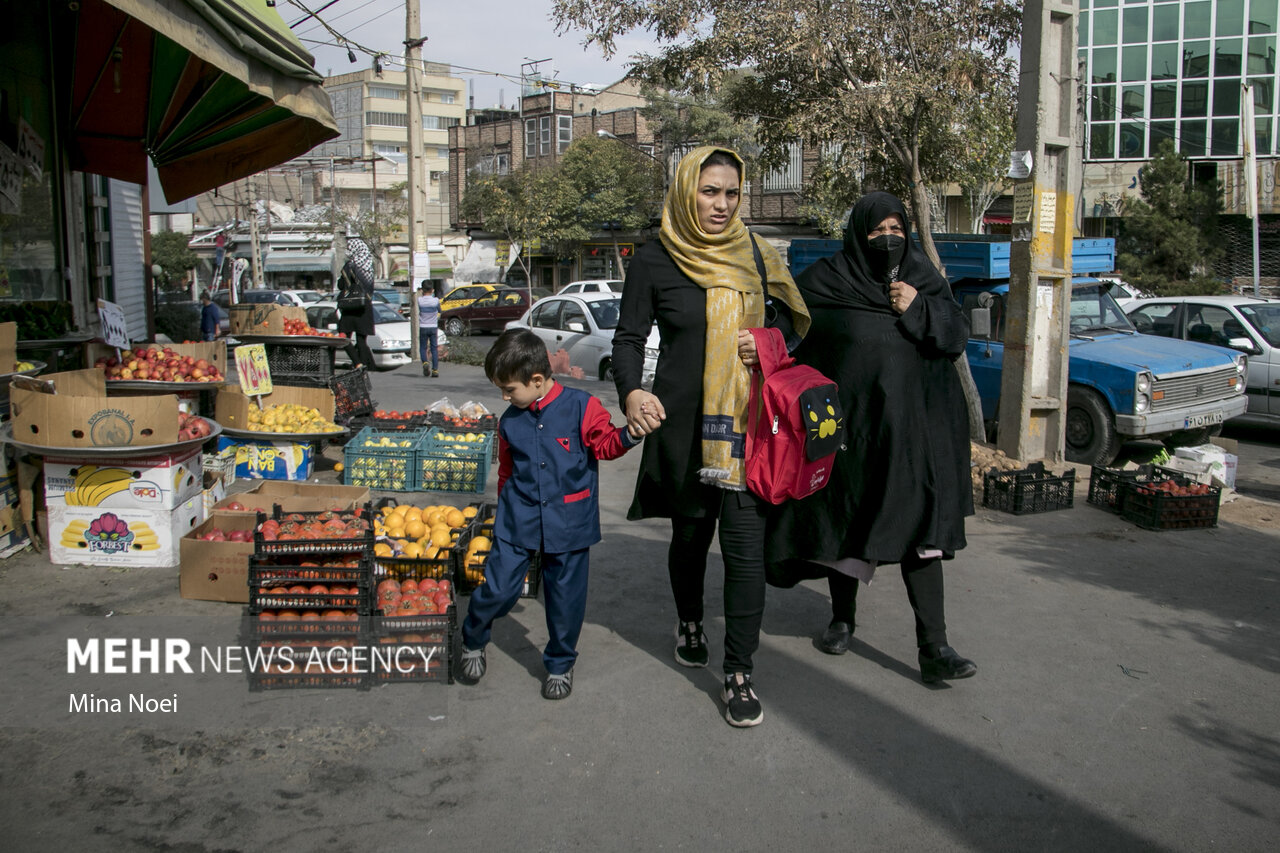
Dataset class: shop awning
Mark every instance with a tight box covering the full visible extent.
[68,0,339,202]
[263,253,334,272]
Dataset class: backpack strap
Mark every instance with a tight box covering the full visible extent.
[749,326,791,379]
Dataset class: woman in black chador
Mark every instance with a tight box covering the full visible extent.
[766,191,977,684]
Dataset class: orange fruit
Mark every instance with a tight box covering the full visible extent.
[430,527,452,549]
[404,519,426,539]
[444,508,466,528]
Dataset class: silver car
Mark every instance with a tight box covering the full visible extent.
[506,292,657,384]
[306,299,441,371]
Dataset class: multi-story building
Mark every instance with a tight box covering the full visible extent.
[1078,0,1280,283]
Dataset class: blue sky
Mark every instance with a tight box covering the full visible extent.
[293,0,647,108]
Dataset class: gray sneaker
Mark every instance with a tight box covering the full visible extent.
[541,669,573,700]
[458,646,486,683]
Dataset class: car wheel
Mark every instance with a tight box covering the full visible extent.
[445,317,467,338]
[598,357,614,382]
[1065,386,1120,466]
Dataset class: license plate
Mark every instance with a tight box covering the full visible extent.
[1184,411,1224,428]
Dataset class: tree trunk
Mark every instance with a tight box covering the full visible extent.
[908,167,987,442]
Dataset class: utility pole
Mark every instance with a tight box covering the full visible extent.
[999,0,1081,464]
[405,0,427,358]
[331,156,345,292]
[248,175,264,289]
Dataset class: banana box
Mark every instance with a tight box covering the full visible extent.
[43,448,203,510]
[216,436,314,481]
[48,498,203,568]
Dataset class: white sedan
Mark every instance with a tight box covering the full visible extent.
[507,291,658,385]
[306,300,446,370]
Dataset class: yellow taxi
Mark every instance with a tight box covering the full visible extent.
[439,283,502,312]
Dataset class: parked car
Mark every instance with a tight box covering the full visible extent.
[1125,294,1280,427]
[1097,277,1149,309]
[440,283,502,312]
[558,279,624,295]
[506,291,659,383]
[305,299,428,370]
[280,289,325,306]
[373,287,411,317]
[440,289,529,336]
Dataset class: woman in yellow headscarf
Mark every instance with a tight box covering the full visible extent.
[612,146,810,728]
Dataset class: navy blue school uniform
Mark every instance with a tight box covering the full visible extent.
[462,381,638,674]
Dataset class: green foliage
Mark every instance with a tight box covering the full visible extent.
[1116,141,1225,296]
[150,231,198,292]
[637,81,757,157]
[331,181,409,278]
[554,0,1021,260]
[441,336,486,366]
[798,153,861,237]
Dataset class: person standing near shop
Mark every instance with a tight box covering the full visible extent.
[457,329,641,699]
[199,291,221,341]
[418,279,440,377]
[611,146,810,727]
[336,259,376,369]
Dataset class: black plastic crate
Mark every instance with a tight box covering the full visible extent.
[1087,465,1164,514]
[1119,474,1222,531]
[253,506,375,557]
[247,614,366,636]
[370,412,429,430]
[454,512,541,599]
[330,367,375,420]
[265,343,335,381]
[426,410,497,432]
[366,637,453,685]
[248,554,372,587]
[982,462,1075,515]
[248,670,368,691]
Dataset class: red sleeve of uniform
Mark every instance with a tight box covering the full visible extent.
[581,395,638,461]
[496,430,513,495]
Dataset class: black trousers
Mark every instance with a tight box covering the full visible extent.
[344,333,375,370]
[827,553,948,649]
[668,489,767,676]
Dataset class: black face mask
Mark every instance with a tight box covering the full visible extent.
[867,234,905,255]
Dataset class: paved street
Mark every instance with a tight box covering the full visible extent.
[0,360,1276,852]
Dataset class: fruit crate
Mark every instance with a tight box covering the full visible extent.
[1119,473,1222,531]
[1087,465,1163,514]
[366,639,452,685]
[453,507,542,599]
[414,428,493,494]
[330,367,375,422]
[252,506,375,557]
[264,342,335,387]
[246,638,370,691]
[426,410,497,433]
[370,412,429,431]
[343,426,429,492]
[982,462,1075,515]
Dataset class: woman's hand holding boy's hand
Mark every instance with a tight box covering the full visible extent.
[625,389,665,436]
[736,329,759,367]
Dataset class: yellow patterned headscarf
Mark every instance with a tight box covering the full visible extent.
[659,147,810,490]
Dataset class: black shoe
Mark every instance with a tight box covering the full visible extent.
[431,369,439,378]
[458,646,486,683]
[542,669,573,700]
[919,645,977,684]
[674,621,709,668]
[422,364,430,376]
[820,620,853,655]
[722,673,764,727]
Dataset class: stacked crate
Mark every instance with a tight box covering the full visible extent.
[452,502,541,599]
[415,428,493,494]
[343,426,429,492]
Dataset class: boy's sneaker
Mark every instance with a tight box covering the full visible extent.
[722,673,764,727]
[541,669,573,700]
[674,621,709,668]
[431,369,439,378]
[458,646,486,683]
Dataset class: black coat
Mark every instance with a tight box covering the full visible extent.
[337,262,375,337]
[612,241,723,519]
[766,196,973,579]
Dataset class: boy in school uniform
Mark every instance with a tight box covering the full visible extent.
[458,329,642,699]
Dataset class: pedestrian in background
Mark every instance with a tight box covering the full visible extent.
[458,329,642,699]
[336,258,376,370]
[199,291,220,341]
[766,191,977,685]
[418,279,440,377]
[611,146,810,727]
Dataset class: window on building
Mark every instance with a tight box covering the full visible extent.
[1152,3,1180,42]
[438,147,449,158]
[1119,122,1145,158]
[1213,77,1242,116]
[540,116,552,155]
[374,144,403,155]
[440,92,456,104]
[366,111,407,128]
[1183,41,1211,77]
[370,86,405,100]
[422,115,460,130]
[1093,47,1117,83]
[1211,118,1240,155]
[1184,2,1212,40]
[525,119,537,157]
[557,115,572,153]
[1217,39,1245,76]
[1122,86,1145,119]
[1182,80,1209,116]
[1094,8,1118,45]
[1122,7,1147,44]
[469,154,509,176]
[1218,0,1245,38]
[1248,36,1276,74]
[1252,1,1279,35]
[1091,123,1116,159]
[1181,120,1208,156]
[1151,82,1178,118]
[1121,45,1146,81]
[762,143,802,194]
[1093,85,1117,120]
[1151,42,1179,79]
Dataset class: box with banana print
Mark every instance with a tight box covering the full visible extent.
[48,498,203,567]
[42,448,203,510]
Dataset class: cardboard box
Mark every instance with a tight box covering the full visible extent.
[9,369,180,449]
[201,470,228,518]
[48,497,203,568]
[85,340,228,380]
[1176,445,1238,489]
[212,481,370,515]
[0,504,30,558]
[216,435,314,481]
[0,322,17,372]
[228,303,308,336]
[43,447,203,510]
[179,512,258,603]
[214,383,336,431]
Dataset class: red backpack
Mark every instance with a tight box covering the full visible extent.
[744,327,844,504]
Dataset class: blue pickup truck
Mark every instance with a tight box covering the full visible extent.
[788,236,1248,465]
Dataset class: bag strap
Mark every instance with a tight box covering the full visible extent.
[749,233,770,303]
